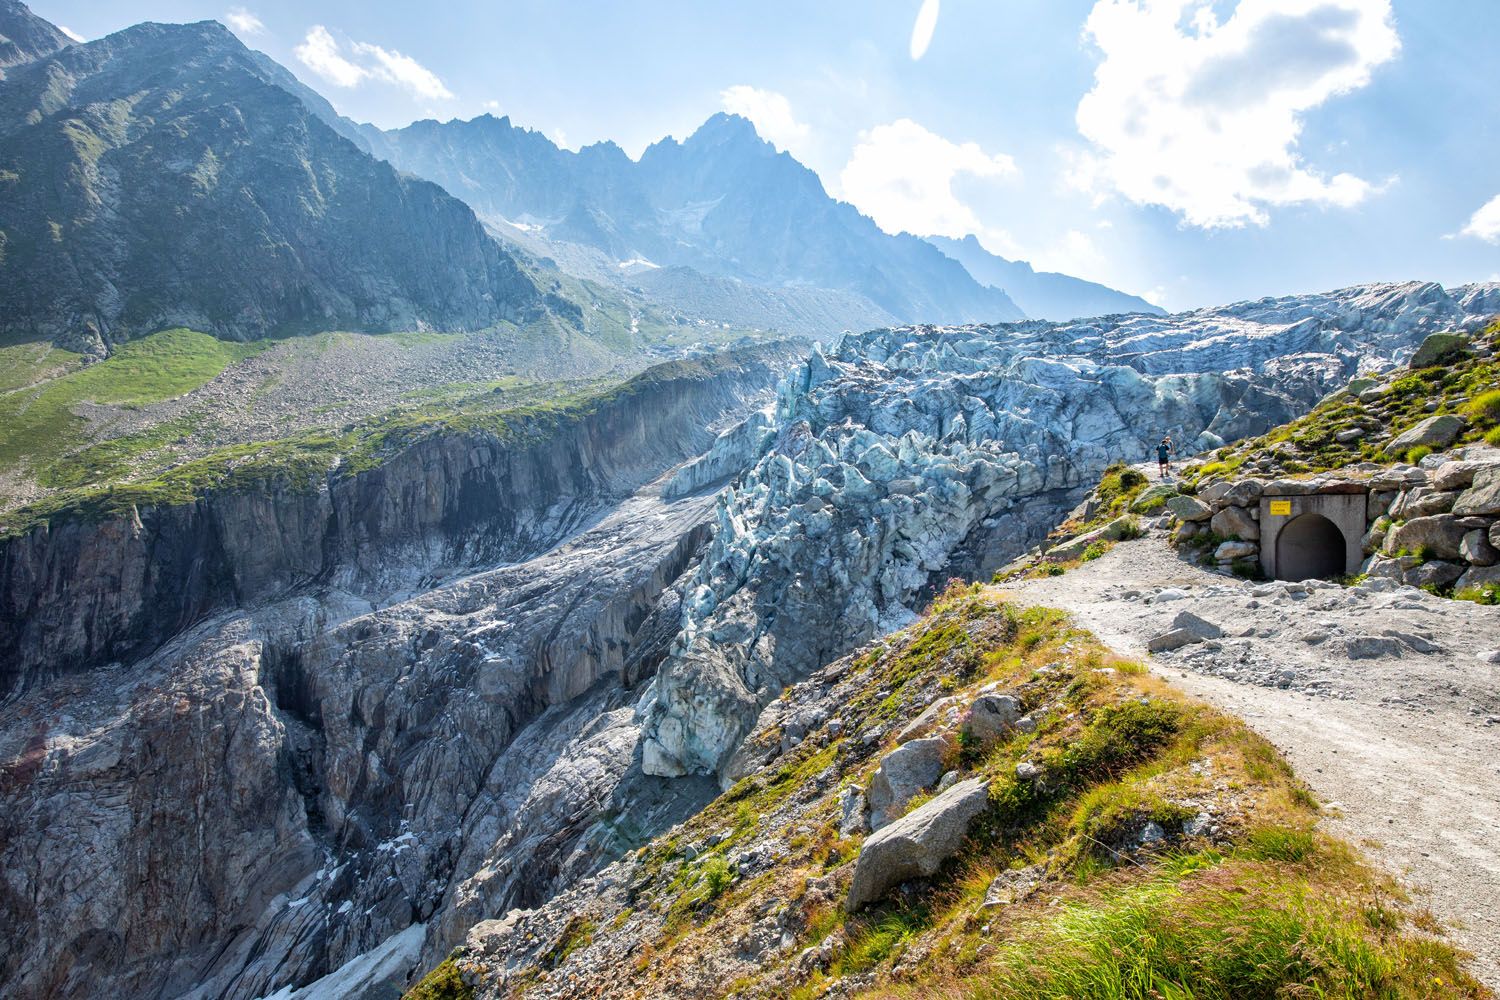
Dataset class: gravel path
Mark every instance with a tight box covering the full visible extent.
[1004,528,1500,987]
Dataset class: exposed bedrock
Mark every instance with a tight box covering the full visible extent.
[0,464,726,1000]
[0,342,803,699]
[637,281,1498,781]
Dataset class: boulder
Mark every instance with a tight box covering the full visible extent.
[1454,468,1500,517]
[1462,530,1499,567]
[1370,466,1429,491]
[1171,610,1223,639]
[1409,560,1465,590]
[1392,487,1459,519]
[1409,332,1470,369]
[1047,516,1139,561]
[895,696,960,743]
[1148,628,1204,653]
[1210,505,1259,541]
[866,737,946,830]
[1386,414,1466,455]
[1172,521,1202,545]
[838,786,868,836]
[1213,540,1258,562]
[1197,482,1234,504]
[1457,564,1500,592]
[1491,521,1500,550]
[1335,428,1365,444]
[1383,515,1469,560]
[845,778,990,912]
[1367,491,1396,520]
[962,694,1022,745]
[1130,483,1179,514]
[1165,495,1212,522]
[1366,554,1418,582]
[1434,461,1495,491]
[1221,480,1265,506]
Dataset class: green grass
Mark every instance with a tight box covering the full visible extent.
[0,328,266,476]
[974,856,1480,1000]
[1465,388,1500,427]
[401,956,474,1000]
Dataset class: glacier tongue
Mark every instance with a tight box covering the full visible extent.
[637,280,1498,780]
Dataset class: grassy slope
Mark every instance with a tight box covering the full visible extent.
[0,345,782,539]
[1182,321,1500,488]
[416,587,1487,999]
[0,329,266,478]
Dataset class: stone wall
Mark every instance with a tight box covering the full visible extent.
[1168,450,1500,590]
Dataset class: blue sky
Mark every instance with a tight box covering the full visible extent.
[35,0,1500,310]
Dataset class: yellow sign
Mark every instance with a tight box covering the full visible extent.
[1269,500,1292,516]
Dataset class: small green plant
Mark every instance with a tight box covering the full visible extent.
[1405,444,1433,465]
[1465,388,1500,426]
[701,856,733,900]
[1081,541,1110,562]
[1486,426,1500,448]
[1455,583,1500,606]
[1413,543,1438,563]
[1116,517,1146,541]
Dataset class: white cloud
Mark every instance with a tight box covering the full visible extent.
[294,25,453,100]
[1460,194,1500,244]
[58,24,86,42]
[351,40,454,100]
[295,26,367,88]
[839,118,1018,238]
[225,8,264,36]
[1073,0,1400,228]
[720,85,809,153]
[910,0,941,60]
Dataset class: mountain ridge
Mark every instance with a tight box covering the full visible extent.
[0,15,548,354]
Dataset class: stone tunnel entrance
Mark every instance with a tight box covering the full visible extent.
[1258,491,1366,581]
[1275,513,1347,582]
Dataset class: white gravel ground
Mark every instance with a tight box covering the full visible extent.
[1006,527,1500,988]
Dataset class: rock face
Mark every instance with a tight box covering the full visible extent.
[640,281,1495,781]
[0,346,799,1000]
[0,346,798,699]
[845,778,991,912]
[0,0,71,77]
[1387,415,1466,455]
[0,20,545,352]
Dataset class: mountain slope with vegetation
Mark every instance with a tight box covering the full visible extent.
[0,17,545,354]
[422,587,1485,999]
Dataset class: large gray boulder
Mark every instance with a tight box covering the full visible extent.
[1434,461,1495,491]
[962,694,1022,744]
[845,778,990,912]
[1462,530,1499,567]
[1391,487,1458,519]
[1166,495,1212,522]
[1386,415,1466,455]
[1454,468,1500,517]
[1384,515,1469,560]
[866,737,947,829]
[1210,505,1260,541]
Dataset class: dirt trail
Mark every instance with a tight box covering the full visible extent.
[1003,525,1500,988]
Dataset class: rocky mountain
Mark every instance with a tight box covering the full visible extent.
[0,18,546,354]
[927,233,1165,321]
[0,0,69,78]
[368,112,1025,328]
[1,280,1492,1000]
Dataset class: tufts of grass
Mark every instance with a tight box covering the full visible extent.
[1454,583,1500,606]
[1406,445,1434,466]
[1486,426,1500,448]
[972,858,1484,1000]
[1465,388,1500,427]
[401,956,474,1000]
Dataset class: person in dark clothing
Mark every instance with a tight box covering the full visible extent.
[1156,435,1175,480]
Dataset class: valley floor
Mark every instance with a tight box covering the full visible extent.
[1005,524,1500,987]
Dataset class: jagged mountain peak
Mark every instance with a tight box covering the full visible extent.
[0,0,72,77]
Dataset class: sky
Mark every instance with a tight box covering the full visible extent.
[34,0,1500,311]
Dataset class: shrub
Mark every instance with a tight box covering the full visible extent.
[1465,388,1500,426]
[1116,517,1146,541]
[1081,542,1110,562]
[701,856,733,899]
[1487,426,1500,448]
[1405,445,1433,465]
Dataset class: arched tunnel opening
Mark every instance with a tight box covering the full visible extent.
[1276,512,1348,582]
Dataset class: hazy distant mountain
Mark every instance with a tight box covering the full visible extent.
[926,234,1164,321]
[0,18,545,353]
[374,112,1026,327]
[0,0,71,78]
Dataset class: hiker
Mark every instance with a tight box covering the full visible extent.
[1156,435,1175,480]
